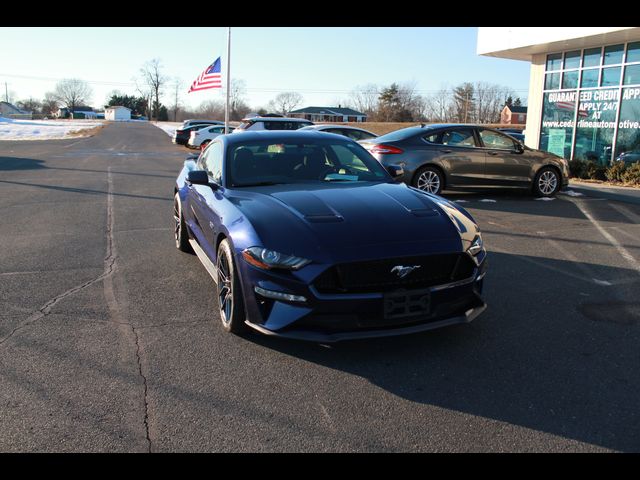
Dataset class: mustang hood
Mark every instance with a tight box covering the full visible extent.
[228,182,479,262]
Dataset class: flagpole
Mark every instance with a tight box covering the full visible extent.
[224,27,231,134]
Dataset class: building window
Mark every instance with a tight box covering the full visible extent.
[564,50,581,69]
[583,47,601,68]
[603,44,625,65]
[626,41,640,63]
[546,53,563,71]
[580,68,600,88]
[624,64,640,85]
[614,87,640,159]
[601,66,621,87]
[562,70,579,89]
[574,88,618,164]
[540,91,577,159]
[545,72,561,90]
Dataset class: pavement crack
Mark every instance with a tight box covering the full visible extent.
[132,324,152,452]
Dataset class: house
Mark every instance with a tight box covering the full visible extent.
[0,101,32,119]
[105,106,131,121]
[55,106,96,119]
[500,105,528,125]
[288,106,367,123]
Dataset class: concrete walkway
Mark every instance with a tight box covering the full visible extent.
[567,180,640,206]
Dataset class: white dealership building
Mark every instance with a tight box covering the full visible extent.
[478,27,640,165]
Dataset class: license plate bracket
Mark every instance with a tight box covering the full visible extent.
[383,288,431,320]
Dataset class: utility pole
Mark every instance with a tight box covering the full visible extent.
[464,92,469,123]
[173,80,180,122]
[5,82,8,103]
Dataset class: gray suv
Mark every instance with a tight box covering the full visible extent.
[360,124,569,197]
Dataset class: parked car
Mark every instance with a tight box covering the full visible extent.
[173,130,487,342]
[359,124,569,197]
[233,116,313,133]
[188,124,235,149]
[173,124,212,146]
[299,124,378,141]
[181,119,224,129]
[614,150,640,165]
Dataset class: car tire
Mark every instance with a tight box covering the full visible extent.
[174,193,193,253]
[413,166,444,195]
[533,166,560,197]
[216,239,247,334]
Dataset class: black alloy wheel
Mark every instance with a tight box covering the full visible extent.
[216,239,247,334]
[174,193,193,253]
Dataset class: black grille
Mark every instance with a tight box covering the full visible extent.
[313,253,475,294]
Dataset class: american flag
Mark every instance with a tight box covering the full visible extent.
[188,57,222,93]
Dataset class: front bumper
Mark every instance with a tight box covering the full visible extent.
[237,253,487,343]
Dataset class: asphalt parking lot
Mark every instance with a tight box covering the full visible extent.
[1,121,639,452]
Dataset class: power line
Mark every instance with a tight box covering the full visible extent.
[0,72,531,96]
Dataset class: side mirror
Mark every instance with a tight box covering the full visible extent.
[386,165,404,178]
[514,143,525,154]
[186,170,210,186]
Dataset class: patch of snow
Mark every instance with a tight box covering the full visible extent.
[152,121,181,138]
[479,199,497,203]
[0,117,103,141]
[563,190,584,197]
[535,197,555,201]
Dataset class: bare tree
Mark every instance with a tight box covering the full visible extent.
[267,91,303,115]
[53,78,93,117]
[229,79,253,120]
[140,58,168,121]
[349,84,379,118]
[473,81,516,123]
[197,100,225,120]
[17,97,42,114]
[41,92,59,117]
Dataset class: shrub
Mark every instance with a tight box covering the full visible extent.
[605,161,627,183]
[622,162,640,185]
[569,159,587,178]
[585,161,607,181]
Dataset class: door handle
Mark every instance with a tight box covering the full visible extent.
[440,149,452,153]
[487,151,500,156]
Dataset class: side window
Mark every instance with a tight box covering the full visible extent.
[423,132,442,144]
[441,129,477,147]
[479,130,517,150]
[204,142,223,184]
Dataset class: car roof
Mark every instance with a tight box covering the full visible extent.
[304,124,372,131]
[240,116,312,123]
[219,129,350,146]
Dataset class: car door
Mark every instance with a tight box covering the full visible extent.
[478,128,531,185]
[187,142,224,261]
[423,127,485,186]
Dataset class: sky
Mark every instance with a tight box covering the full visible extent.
[0,27,531,112]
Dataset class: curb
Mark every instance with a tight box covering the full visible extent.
[567,182,640,206]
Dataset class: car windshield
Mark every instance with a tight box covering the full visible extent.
[227,139,390,187]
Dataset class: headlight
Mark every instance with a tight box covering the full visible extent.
[242,247,311,270]
[467,235,484,256]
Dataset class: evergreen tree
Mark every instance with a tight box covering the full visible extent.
[452,83,475,123]
[514,97,522,107]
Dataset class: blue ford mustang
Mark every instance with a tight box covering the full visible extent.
[173,130,487,342]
